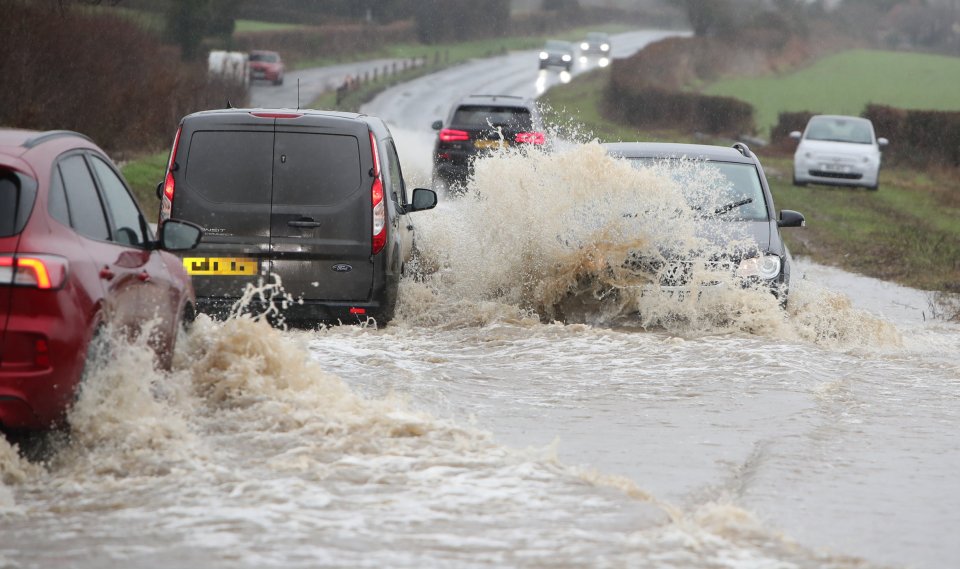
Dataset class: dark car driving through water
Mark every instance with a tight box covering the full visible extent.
[432,94,546,193]
[604,142,806,304]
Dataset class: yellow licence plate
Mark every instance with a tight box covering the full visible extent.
[183,257,258,276]
[474,139,508,150]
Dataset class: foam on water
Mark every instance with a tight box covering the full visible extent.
[401,140,902,350]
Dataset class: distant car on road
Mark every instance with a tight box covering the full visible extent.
[1,129,201,432]
[158,108,437,327]
[791,115,888,191]
[431,94,546,192]
[539,40,575,72]
[604,142,805,304]
[249,49,285,85]
[579,32,611,57]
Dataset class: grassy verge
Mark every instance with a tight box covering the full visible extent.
[120,151,168,215]
[543,69,960,294]
[703,49,960,135]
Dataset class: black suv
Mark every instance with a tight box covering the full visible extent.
[431,95,545,192]
[158,108,437,326]
[604,142,805,304]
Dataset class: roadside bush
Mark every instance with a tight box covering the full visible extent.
[769,111,815,151]
[863,105,960,168]
[233,21,416,65]
[603,84,754,137]
[0,2,246,153]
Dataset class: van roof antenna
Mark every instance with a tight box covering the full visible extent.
[226,99,234,109]
[297,78,301,110]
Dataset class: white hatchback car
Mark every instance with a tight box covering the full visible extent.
[791,115,888,191]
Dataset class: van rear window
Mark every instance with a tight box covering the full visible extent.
[0,172,37,237]
[184,131,275,204]
[273,132,362,206]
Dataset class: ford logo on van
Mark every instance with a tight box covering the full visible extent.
[331,263,353,273]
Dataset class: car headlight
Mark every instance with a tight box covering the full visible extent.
[601,44,610,51]
[580,42,589,50]
[736,255,781,280]
[562,54,572,62]
[539,52,548,60]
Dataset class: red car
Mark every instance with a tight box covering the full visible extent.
[0,128,202,432]
[249,50,285,85]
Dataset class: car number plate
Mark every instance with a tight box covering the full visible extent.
[183,257,258,276]
[822,163,850,173]
[474,140,508,150]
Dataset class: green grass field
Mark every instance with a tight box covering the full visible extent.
[704,49,960,136]
[234,19,306,33]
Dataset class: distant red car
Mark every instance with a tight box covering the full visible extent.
[0,129,202,432]
[249,50,285,85]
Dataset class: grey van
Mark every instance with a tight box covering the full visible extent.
[157,108,437,325]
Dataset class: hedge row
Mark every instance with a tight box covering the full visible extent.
[233,21,417,65]
[863,104,960,167]
[0,4,245,153]
[603,83,755,137]
[769,107,960,167]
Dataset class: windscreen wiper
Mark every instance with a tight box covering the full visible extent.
[714,197,753,215]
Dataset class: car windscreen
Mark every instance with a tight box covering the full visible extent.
[804,117,873,144]
[250,53,278,63]
[545,41,570,51]
[628,158,769,221]
[0,171,37,237]
[452,106,533,130]
[184,130,275,204]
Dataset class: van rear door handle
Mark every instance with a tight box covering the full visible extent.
[288,218,321,228]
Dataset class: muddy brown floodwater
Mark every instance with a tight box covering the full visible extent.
[2,144,958,569]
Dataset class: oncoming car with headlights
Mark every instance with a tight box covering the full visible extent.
[538,40,574,72]
[604,142,806,304]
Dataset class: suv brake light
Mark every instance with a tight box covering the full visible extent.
[160,125,182,221]
[515,132,545,145]
[0,254,68,289]
[369,131,387,255]
[439,129,470,142]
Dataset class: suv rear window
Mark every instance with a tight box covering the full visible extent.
[0,171,37,237]
[452,106,532,130]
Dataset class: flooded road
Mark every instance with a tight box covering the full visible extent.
[2,142,959,569]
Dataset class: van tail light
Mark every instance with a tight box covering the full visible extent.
[439,129,470,142]
[515,132,546,145]
[369,131,387,255]
[160,125,182,221]
[0,254,68,290]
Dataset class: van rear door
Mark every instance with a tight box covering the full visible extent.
[270,118,374,301]
[174,117,275,299]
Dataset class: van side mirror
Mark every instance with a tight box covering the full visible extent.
[407,188,437,212]
[877,137,889,148]
[431,120,443,131]
[789,131,802,140]
[778,209,805,228]
[159,219,203,250]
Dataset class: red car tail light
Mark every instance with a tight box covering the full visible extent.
[515,132,546,145]
[439,129,470,142]
[160,125,182,221]
[369,131,387,255]
[0,254,68,289]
